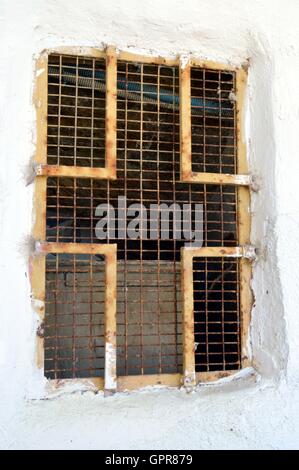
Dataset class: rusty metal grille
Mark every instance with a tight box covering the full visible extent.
[48,54,106,168]
[44,253,105,379]
[46,179,238,247]
[117,61,182,375]
[191,67,236,174]
[193,257,240,371]
[45,54,240,380]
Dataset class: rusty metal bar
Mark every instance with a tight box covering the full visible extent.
[181,172,252,187]
[104,244,117,394]
[105,46,117,180]
[180,57,192,182]
[36,241,116,256]
[181,246,256,259]
[236,67,253,367]
[32,54,48,369]
[35,164,113,179]
[181,248,196,388]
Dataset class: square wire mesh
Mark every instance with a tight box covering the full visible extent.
[191,67,236,174]
[193,257,241,371]
[48,54,106,168]
[44,253,105,379]
[45,54,240,379]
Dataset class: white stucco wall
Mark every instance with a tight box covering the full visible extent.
[1,0,299,449]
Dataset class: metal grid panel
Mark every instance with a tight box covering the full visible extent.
[191,67,236,174]
[48,54,106,168]
[116,61,182,375]
[116,260,182,375]
[46,182,238,247]
[45,54,239,379]
[44,253,105,379]
[193,257,240,371]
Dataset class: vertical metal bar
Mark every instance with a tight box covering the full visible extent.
[219,70,222,174]
[203,68,206,173]
[181,248,196,388]
[236,259,241,368]
[221,258,225,369]
[180,58,192,181]
[72,253,76,378]
[104,245,117,394]
[236,68,252,368]
[105,46,117,179]
[91,58,95,169]
[89,254,94,374]
[220,107,225,369]
[57,55,62,166]
[205,257,209,371]
[54,254,59,379]
[72,57,79,378]
[140,63,144,375]
[90,61,95,242]
[56,176,60,243]
[180,58,195,384]
[124,62,128,376]
[32,54,48,369]
[74,56,79,167]
[172,66,178,372]
[105,49,116,387]
[157,65,162,374]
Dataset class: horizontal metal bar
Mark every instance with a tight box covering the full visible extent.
[181,171,252,187]
[181,245,257,260]
[190,58,239,72]
[35,164,116,180]
[47,370,237,393]
[35,241,117,256]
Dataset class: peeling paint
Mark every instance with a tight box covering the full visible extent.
[180,54,191,69]
[229,91,237,102]
[234,174,252,186]
[105,342,117,391]
[36,68,45,77]
[31,298,44,310]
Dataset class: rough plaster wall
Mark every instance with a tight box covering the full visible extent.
[0,0,299,449]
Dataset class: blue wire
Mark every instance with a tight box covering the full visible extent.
[50,66,233,116]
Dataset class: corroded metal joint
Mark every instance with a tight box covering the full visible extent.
[241,244,258,261]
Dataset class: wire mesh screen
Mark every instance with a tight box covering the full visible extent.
[193,257,240,371]
[116,61,183,375]
[191,67,236,174]
[44,253,105,379]
[46,179,238,247]
[45,54,239,379]
[48,54,106,168]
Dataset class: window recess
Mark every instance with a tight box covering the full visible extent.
[32,48,253,393]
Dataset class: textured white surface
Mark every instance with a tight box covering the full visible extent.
[0,0,299,449]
